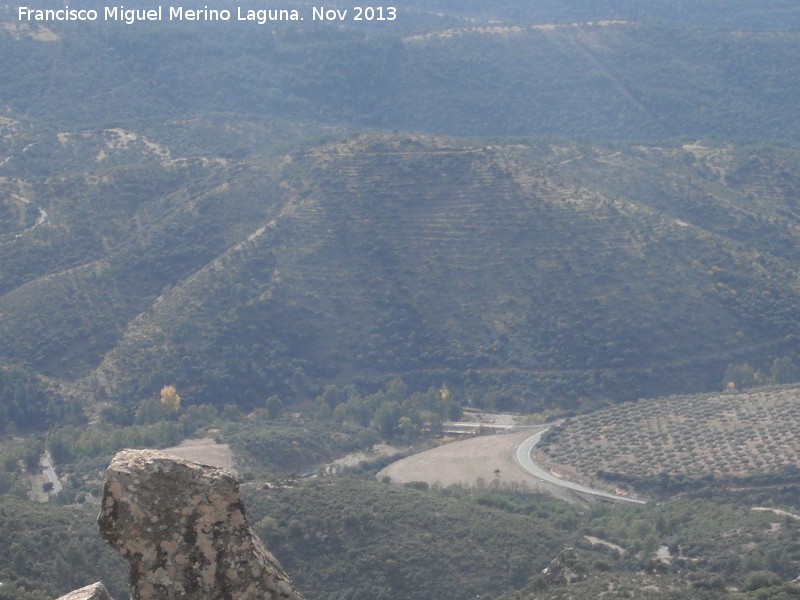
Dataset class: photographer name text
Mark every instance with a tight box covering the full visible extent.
[17,5,397,25]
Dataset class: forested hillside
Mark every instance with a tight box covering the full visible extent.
[4,125,800,425]
[247,478,800,600]
[4,473,799,600]
[4,1,800,427]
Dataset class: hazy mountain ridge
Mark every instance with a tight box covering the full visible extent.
[4,11,800,140]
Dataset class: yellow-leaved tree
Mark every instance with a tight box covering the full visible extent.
[160,385,181,414]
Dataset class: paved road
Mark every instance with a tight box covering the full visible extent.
[40,452,62,494]
[514,428,646,505]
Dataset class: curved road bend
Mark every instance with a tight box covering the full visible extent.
[515,428,647,505]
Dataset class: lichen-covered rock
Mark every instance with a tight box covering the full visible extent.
[55,582,115,600]
[98,449,304,600]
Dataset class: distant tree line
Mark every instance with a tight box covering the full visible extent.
[314,377,462,443]
[722,356,800,391]
[0,366,83,433]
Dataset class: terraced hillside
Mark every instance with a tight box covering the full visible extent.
[537,384,800,492]
[3,126,800,420]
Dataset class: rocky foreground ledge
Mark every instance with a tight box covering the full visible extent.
[57,449,305,600]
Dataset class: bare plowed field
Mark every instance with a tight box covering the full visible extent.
[377,427,577,502]
[162,437,236,473]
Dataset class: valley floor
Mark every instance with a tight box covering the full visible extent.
[377,427,582,503]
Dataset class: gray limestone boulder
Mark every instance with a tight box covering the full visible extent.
[98,449,304,600]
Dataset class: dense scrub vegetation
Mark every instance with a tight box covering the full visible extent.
[245,477,570,600]
[244,477,800,600]
[2,457,799,600]
[0,365,81,432]
[0,496,127,599]
[0,376,458,507]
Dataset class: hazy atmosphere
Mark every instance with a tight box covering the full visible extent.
[1,2,800,599]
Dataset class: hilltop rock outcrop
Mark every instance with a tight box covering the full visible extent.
[541,547,585,586]
[97,449,304,600]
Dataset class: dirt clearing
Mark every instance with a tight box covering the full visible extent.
[162,437,236,473]
[377,427,578,502]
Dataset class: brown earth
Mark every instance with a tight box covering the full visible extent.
[377,427,578,502]
[161,437,237,473]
